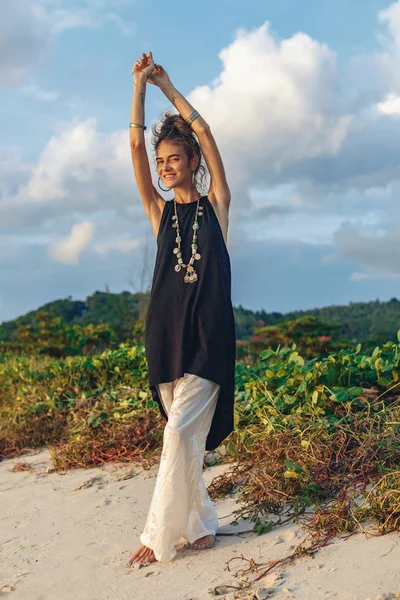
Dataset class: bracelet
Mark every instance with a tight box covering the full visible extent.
[129,122,147,130]
[185,110,200,125]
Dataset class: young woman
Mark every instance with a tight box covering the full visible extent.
[127,51,236,566]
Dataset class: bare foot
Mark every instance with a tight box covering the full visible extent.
[190,534,216,550]
[127,544,157,567]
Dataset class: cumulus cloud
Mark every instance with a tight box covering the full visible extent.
[188,22,352,197]
[0,0,135,88]
[49,220,95,264]
[0,118,149,232]
[0,21,356,241]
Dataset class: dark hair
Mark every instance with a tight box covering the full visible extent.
[152,110,208,195]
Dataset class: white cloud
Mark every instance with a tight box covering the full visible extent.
[19,119,100,202]
[376,92,400,115]
[374,1,400,110]
[13,118,139,209]
[49,220,95,264]
[378,0,400,52]
[188,22,352,197]
[0,118,154,241]
[0,0,135,88]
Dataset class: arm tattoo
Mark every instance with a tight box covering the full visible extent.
[139,91,145,106]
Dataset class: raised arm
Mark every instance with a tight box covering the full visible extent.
[130,52,164,237]
[151,65,231,209]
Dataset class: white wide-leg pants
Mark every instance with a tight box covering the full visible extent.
[140,372,220,563]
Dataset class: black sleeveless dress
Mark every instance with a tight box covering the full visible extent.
[144,195,236,451]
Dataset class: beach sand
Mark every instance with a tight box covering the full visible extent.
[1,449,399,600]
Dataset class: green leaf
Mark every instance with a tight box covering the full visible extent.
[377,375,394,387]
[331,391,349,403]
[347,387,363,398]
[284,470,298,479]
[288,352,305,366]
[293,462,304,474]
[88,414,101,428]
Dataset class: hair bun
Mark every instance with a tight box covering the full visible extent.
[153,111,192,140]
[152,109,207,195]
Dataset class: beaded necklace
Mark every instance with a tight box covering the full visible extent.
[171,196,203,283]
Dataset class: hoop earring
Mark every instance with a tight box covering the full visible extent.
[158,176,172,192]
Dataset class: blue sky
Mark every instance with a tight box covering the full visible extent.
[1,0,400,323]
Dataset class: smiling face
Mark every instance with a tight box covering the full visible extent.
[156,140,198,188]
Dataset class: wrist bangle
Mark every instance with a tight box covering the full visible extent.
[185,110,200,125]
[129,122,146,130]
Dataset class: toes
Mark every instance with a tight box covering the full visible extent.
[146,550,156,562]
[191,535,215,550]
[127,546,151,566]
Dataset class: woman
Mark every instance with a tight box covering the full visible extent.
[127,51,236,566]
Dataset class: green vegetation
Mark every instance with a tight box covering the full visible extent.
[236,315,349,360]
[0,291,151,348]
[1,339,399,551]
[0,345,159,467]
[284,297,400,345]
[1,292,399,352]
[209,337,400,590]
[1,294,399,587]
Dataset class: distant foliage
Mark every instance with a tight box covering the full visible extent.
[0,291,151,346]
[0,311,116,357]
[237,316,349,361]
[284,297,400,345]
[1,293,399,351]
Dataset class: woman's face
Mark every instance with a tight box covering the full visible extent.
[156,141,196,188]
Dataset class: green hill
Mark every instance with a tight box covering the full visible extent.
[0,291,150,343]
[0,292,399,346]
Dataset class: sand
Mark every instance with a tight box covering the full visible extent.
[1,449,399,600]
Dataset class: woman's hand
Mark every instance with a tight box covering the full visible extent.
[147,63,171,89]
[132,51,155,82]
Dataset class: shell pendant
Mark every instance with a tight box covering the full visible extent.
[183,264,198,283]
[184,268,198,283]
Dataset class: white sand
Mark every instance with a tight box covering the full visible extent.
[1,449,399,600]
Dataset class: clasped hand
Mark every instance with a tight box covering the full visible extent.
[132,51,170,87]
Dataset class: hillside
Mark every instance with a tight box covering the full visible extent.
[0,292,399,344]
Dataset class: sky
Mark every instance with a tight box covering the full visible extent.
[1,0,400,323]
